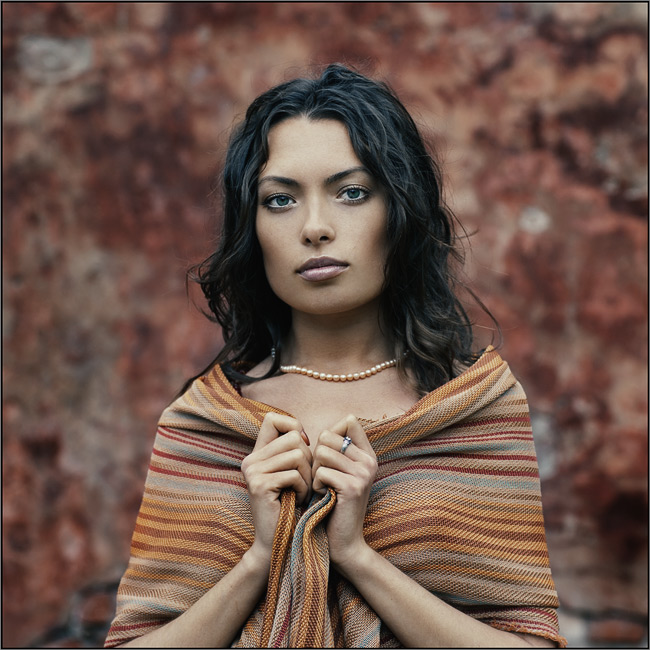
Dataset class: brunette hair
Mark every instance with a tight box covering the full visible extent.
[181,63,497,397]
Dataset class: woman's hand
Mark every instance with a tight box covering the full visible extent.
[241,413,312,563]
[311,414,378,567]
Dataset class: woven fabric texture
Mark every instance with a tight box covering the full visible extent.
[105,347,566,648]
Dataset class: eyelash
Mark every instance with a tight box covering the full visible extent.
[262,194,296,211]
[340,185,371,204]
[261,185,371,212]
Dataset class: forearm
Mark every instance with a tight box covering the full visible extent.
[119,545,270,648]
[335,545,554,648]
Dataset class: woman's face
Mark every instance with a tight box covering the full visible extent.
[255,117,388,319]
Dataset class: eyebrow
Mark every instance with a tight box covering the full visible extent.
[258,166,370,188]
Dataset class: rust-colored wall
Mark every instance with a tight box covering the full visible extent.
[2,3,647,647]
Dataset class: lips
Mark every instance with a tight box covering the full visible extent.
[297,257,349,282]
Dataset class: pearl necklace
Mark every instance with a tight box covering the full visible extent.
[278,355,398,382]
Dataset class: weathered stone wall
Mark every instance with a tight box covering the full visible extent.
[2,3,647,647]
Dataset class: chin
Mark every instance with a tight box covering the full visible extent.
[281,294,383,318]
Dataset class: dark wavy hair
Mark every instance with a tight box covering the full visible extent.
[181,63,497,397]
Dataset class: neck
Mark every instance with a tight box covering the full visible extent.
[282,306,394,374]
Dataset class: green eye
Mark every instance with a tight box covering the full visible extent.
[264,194,294,210]
[341,186,369,202]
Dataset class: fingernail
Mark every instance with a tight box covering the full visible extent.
[301,429,310,446]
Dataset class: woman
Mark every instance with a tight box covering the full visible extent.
[105,64,565,648]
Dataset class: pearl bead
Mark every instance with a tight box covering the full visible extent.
[278,356,400,381]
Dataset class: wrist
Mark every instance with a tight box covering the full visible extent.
[242,542,272,577]
[331,541,376,580]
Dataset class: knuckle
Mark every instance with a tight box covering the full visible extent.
[364,455,378,471]
[247,475,264,494]
[358,467,373,484]
[357,459,376,482]
[348,479,365,498]
[287,430,301,446]
[289,448,303,464]
[241,453,258,476]
[261,412,276,425]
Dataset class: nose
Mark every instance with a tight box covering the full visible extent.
[300,198,335,245]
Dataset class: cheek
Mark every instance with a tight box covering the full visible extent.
[368,218,389,271]
[255,220,274,267]
[255,228,287,291]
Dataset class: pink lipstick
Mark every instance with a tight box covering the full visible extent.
[297,257,349,282]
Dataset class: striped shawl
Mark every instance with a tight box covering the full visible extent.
[105,347,565,647]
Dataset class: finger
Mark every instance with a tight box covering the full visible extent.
[312,465,348,494]
[253,430,312,464]
[242,430,311,478]
[256,448,313,491]
[255,412,304,451]
[311,432,360,495]
[313,434,359,472]
[266,469,311,504]
[328,414,374,455]
[315,429,362,462]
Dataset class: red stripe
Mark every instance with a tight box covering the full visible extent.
[413,431,533,444]
[136,513,252,546]
[131,539,227,563]
[158,427,247,460]
[408,434,533,449]
[367,501,543,529]
[369,516,548,548]
[455,416,531,427]
[443,452,538,461]
[149,464,243,485]
[160,425,246,450]
[152,447,238,470]
[376,529,549,558]
[108,620,162,632]
[134,522,248,555]
[138,510,250,532]
[382,463,539,479]
[273,600,292,647]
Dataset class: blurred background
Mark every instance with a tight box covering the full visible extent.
[2,2,647,647]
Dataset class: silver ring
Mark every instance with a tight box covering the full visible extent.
[340,436,352,454]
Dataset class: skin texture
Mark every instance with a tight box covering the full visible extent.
[119,118,556,648]
[255,116,389,321]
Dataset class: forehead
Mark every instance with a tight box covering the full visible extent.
[262,117,362,175]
